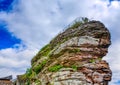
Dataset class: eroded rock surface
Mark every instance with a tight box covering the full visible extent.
[24,19,112,85]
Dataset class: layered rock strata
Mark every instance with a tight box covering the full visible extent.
[30,20,112,85]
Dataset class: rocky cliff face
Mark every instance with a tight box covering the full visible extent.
[22,18,112,85]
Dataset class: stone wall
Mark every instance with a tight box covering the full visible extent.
[0,80,13,85]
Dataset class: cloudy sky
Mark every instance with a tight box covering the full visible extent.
[0,0,120,84]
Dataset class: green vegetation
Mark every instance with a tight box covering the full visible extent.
[68,17,89,30]
[18,68,37,85]
[89,59,95,63]
[26,68,32,77]
[33,60,47,74]
[21,68,36,80]
[29,71,36,79]
[40,44,50,52]
[35,80,41,85]
[39,44,51,57]
[26,81,30,85]
[48,64,63,72]
[18,68,32,80]
[69,21,82,29]
[48,64,78,72]
[19,74,27,80]
[81,17,89,23]
[71,65,77,71]
[31,44,51,65]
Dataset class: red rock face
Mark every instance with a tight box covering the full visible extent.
[35,21,112,85]
[78,60,112,84]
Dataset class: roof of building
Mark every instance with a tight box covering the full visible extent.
[0,75,12,80]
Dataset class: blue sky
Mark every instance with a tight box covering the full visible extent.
[0,25,21,49]
[0,0,21,49]
[0,0,13,11]
[0,0,120,85]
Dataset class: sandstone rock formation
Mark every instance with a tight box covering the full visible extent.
[19,18,112,85]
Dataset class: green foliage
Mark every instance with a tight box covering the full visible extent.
[82,17,89,23]
[71,65,77,71]
[26,68,32,77]
[26,81,30,85]
[29,71,36,79]
[40,44,50,51]
[24,68,36,80]
[48,64,63,72]
[34,65,42,74]
[31,44,51,65]
[39,44,51,57]
[69,21,82,29]
[19,74,27,80]
[48,64,77,72]
[89,59,95,63]
[33,60,47,74]
[35,80,41,85]
[68,17,89,30]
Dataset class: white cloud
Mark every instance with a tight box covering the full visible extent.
[0,44,38,78]
[0,68,24,78]
[104,40,120,85]
[0,0,120,84]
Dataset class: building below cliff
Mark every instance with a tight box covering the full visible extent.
[0,75,13,85]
